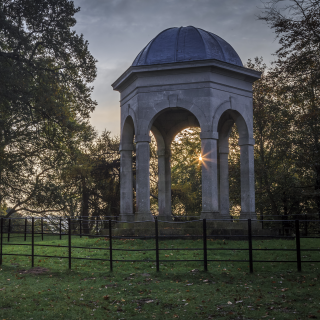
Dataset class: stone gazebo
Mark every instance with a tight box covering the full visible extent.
[112,26,261,222]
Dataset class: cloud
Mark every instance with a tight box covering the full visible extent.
[72,0,280,136]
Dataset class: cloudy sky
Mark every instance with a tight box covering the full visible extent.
[72,0,280,136]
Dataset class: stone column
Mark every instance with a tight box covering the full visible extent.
[135,135,153,221]
[158,148,171,220]
[119,144,134,222]
[219,147,230,218]
[157,148,166,217]
[200,132,219,219]
[164,148,172,218]
[239,137,256,219]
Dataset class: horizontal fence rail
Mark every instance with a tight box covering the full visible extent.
[0,216,319,273]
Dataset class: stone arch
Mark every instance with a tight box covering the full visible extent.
[148,106,201,220]
[150,126,171,218]
[218,109,249,142]
[121,115,135,147]
[150,125,165,151]
[119,115,135,222]
[212,98,253,142]
[139,98,207,136]
[166,117,200,145]
[216,108,255,219]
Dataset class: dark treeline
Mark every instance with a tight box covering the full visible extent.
[1,0,319,221]
[253,0,320,217]
[0,0,120,227]
[153,0,320,218]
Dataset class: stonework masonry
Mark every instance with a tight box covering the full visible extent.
[112,57,261,222]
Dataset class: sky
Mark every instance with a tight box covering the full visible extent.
[72,0,280,136]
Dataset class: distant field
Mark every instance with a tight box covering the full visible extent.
[0,236,320,319]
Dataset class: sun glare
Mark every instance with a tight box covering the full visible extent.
[199,155,202,161]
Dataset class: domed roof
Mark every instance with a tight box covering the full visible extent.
[132,26,243,67]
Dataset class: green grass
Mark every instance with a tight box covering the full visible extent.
[0,234,320,319]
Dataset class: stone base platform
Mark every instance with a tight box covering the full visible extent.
[101,220,280,239]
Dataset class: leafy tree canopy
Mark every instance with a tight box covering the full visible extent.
[0,0,97,216]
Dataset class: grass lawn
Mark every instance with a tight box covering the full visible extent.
[0,234,320,319]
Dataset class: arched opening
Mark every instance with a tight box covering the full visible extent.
[171,128,202,218]
[217,109,253,219]
[149,131,159,216]
[122,116,135,145]
[120,107,255,221]
[149,107,200,220]
[228,125,241,217]
[119,116,135,221]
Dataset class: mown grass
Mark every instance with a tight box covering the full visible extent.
[0,234,320,319]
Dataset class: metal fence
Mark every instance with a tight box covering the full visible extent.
[0,216,319,273]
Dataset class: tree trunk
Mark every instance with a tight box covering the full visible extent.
[81,178,90,234]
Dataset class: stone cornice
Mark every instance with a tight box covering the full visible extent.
[111,59,261,92]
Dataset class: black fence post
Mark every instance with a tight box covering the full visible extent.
[7,219,11,242]
[24,218,27,241]
[248,219,253,273]
[203,219,207,271]
[32,217,34,268]
[41,218,44,241]
[68,218,71,269]
[295,219,302,272]
[79,218,82,238]
[109,220,113,272]
[59,218,62,240]
[0,218,3,266]
[155,217,159,272]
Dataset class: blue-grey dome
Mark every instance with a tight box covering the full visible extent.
[132,26,243,67]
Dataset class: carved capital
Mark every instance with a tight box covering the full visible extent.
[238,137,255,146]
[200,131,219,140]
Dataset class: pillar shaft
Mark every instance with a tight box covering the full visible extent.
[219,151,230,217]
[165,150,171,216]
[120,148,134,222]
[136,141,153,220]
[240,144,256,218]
[200,136,219,219]
[158,149,171,220]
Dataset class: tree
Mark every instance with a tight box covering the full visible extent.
[227,125,241,217]
[170,128,202,216]
[259,0,320,215]
[60,130,120,233]
[0,0,97,217]
[245,57,310,218]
